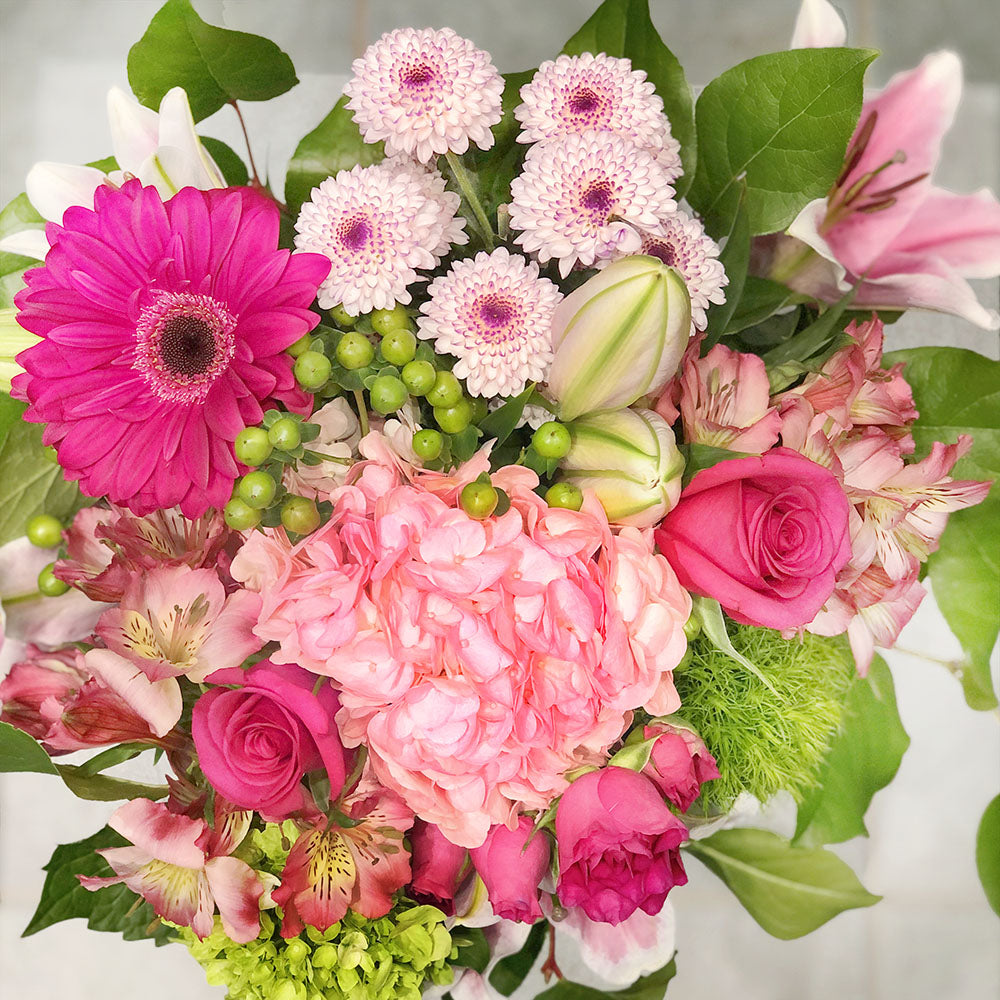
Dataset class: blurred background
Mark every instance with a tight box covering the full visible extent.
[0,2,998,998]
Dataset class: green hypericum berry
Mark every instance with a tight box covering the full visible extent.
[293,350,332,390]
[268,417,302,452]
[545,482,583,510]
[401,360,436,396]
[237,470,277,510]
[532,421,572,459]
[412,428,443,461]
[26,514,63,549]
[461,481,498,519]
[37,563,69,597]
[286,334,311,358]
[370,303,411,335]
[469,396,489,424]
[224,497,262,531]
[369,375,408,415]
[234,426,272,467]
[426,371,463,408]
[281,496,321,534]
[336,331,375,370]
[379,328,417,366]
[434,398,472,434]
[329,304,358,328]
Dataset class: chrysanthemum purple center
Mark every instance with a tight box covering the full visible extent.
[643,237,679,267]
[401,61,438,88]
[579,179,617,224]
[567,87,602,115]
[467,292,523,345]
[134,291,238,404]
[339,214,373,251]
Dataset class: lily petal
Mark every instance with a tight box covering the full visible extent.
[0,228,49,259]
[24,162,106,224]
[155,87,225,190]
[107,86,160,175]
[790,0,847,48]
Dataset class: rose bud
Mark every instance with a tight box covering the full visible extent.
[559,408,685,527]
[410,819,469,910]
[655,448,852,630]
[642,721,720,812]
[192,660,346,820]
[546,255,692,421]
[470,815,550,923]
[556,767,688,925]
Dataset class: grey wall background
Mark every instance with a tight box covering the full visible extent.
[0,2,998,999]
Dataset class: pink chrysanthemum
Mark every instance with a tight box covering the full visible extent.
[294,160,467,316]
[13,180,329,518]
[509,130,678,277]
[417,248,562,398]
[344,27,505,163]
[634,211,727,329]
[515,53,682,181]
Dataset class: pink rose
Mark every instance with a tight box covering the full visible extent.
[556,767,688,925]
[410,819,468,909]
[655,448,851,629]
[642,722,720,812]
[470,815,550,923]
[192,660,345,819]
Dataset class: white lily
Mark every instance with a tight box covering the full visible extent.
[1,86,225,260]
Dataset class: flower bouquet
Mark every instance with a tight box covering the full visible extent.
[1,0,997,997]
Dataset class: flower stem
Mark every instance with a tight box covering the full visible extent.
[540,923,563,982]
[445,151,495,249]
[353,389,370,437]
[229,100,263,188]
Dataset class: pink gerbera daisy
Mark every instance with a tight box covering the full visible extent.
[13,180,330,517]
[515,53,683,181]
[344,27,505,163]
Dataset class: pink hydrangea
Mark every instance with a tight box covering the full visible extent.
[231,442,691,848]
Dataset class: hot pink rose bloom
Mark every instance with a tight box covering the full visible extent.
[232,444,690,847]
[192,660,346,819]
[655,448,852,630]
[556,767,688,925]
[410,819,469,909]
[470,815,550,923]
[642,722,720,812]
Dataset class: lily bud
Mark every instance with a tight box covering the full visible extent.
[559,408,685,527]
[0,308,39,394]
[546,256,692,421]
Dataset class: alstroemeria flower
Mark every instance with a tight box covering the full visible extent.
[80,797,262,942]
[780,6,1000,328]
[1,87,224,261]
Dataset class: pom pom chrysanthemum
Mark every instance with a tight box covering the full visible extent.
[344,27,505,163]
[417,248,562,398]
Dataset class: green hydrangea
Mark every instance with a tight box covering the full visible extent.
[674,625,857,808]
[177,906,455,1000]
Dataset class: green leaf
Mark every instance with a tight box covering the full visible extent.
[681,444,753,486]
[691,596,778,695]
[685,828,880,939]
[0,721,58,774]
[199,136,249,186]
[452,926,490,973]
[55,765,169,803]
[794,656,909,846]
[284,95,384,217]
[489,920,547,996]
[976,794,1000,917]
[724,276,797,336]
[478,384,536,448]
[563,0,695,197]
[535,957,677,1000]
[0,409,86,547]
[24,827,173,945]
[127,0,298,122]
[883,347,999,710]
[75,743,151,777]
[0,393,26,442]
[702,182,749,350]
[762,284,858,367]
[688,48,877,236]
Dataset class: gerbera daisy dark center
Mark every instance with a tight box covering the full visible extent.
[159,316,218,376]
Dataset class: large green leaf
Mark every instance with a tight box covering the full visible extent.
[0,410,85,547]
[794,656,909,846]
[0,721,58,774]
[976,794,1000,917]
[127,0,298,122]
[688,48,876,236]
[284,95,384,218]
[884,347,999,710]
[199,136,249,186]
[562,0,695,197]
[535,957,677,1000]
[702,182,749,351]
[685,828,880,939]
[55,765,169,803]
[23,827,173,945]
[489,920,547,996]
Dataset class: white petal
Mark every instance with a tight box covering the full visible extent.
[83,648,183,736]
[156,87,225,189]
[25,162,106,223]
[0,229,49,259]
[107,85,159,174]
[790,0,847,48]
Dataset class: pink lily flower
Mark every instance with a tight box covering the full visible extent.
[780,2,1000,328]
[79,797,262,943]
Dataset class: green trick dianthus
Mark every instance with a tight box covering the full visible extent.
[674,624,857,809]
